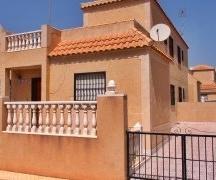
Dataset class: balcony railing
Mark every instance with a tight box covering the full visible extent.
[4,101,97,138]
[6,30,42,52]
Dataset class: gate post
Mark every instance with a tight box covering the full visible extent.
[181,135,187,180]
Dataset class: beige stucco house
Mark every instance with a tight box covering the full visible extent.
[190,64,216,101]
[0,0,190,179]
[0,0,188,131]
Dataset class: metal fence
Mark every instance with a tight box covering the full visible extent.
[127,131,216,180]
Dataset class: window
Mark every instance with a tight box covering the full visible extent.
[177,46,181,64]
[178,87,183,102]
[169,36,174,57]
[170,85,175,105]
[182,50,184,62]
[183,88,185,101]
[74,72,106,101]
[164,39,168,53]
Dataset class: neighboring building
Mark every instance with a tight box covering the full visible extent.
[0,0,189,132]
[190,64,216,101]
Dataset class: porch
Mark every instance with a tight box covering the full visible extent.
[0,82,128,179]
[6,66,42,102]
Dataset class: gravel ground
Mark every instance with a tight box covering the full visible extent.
[131,136,216,180]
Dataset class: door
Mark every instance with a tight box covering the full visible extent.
[31,78,41,101]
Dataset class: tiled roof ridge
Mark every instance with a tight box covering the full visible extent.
[81,0,126,9]
[201,82,216,90]
[191,64,215,71]
[49,27,151,57]
[60,28,149,44]
[48,27,173,64]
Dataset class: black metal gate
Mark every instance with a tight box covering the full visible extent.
[127,131,216,180]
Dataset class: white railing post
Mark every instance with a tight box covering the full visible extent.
[6,104,12,131]
[37,31,41,48]
[25,34,29,49]
[31,104,37,132]
[51,104,57,134]
[24,105,31,132]
[7,36,12,52]
[82,104,88,135]
[12,105,18,131]
[59,104,65,134]
[74,104,80,135]
[44,104,50,133]
[18,105,24,132]
[37,105,43,133]
[90,105,97,136]
[66,105,72,134]
[11,36,15,51]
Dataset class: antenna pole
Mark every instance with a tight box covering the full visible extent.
[48,0,52,25]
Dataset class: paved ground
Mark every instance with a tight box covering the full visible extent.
[0,170,68,180]
[131,135,216,180]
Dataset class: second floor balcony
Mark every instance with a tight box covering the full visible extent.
[0,25,61,53]
[6,30,42,52]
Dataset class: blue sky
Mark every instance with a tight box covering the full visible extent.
[0,0,215,66]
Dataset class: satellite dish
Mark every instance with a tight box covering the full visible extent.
[150,24,171,42]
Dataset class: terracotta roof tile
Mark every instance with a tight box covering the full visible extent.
[49,28,150,57]
[81,0,126,9]
[49,28,173,64]
[190,64,215,71]
[201,83,216,91]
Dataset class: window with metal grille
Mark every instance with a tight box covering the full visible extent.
[74,72,106,101]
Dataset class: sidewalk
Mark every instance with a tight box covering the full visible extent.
[0,170,68,180]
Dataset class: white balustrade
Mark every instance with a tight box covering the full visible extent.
[4,101,97,138]
[6,30,42,52]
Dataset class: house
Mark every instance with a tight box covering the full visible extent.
[0,0,189,179]
[0,0,189,131]
[190,64,216,101]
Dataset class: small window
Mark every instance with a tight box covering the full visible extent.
[169,37,174,57]
[170,85,175,105]
[182,50,184,62]
[183,88,185,101]
[178,87,183,102]
[74,72,106,101]
[164,40,168,53]
[177,46,181,64]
